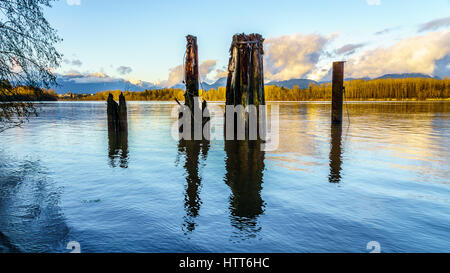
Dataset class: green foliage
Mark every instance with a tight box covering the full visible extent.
[64,78,450,102]
[1,0,61,132]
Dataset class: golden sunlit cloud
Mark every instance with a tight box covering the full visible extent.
[264,33,334,82]
[345,30,450,79]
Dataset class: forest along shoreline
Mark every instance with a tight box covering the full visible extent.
[3,77,449,102]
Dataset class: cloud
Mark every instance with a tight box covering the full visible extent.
[199,60,217,79]
[63,58,83,66]
[264,33,334,81]
[418,16,450,32]
[61,72,115,84]
[366,0,381,5]
[67,0,81,6]
[71,59,82,66]
[374,27,396,35]
[165,65,184,87]
[215,68,228,79]
[117,66,133,75]
[164,60,220,87]
[336,43,365,55]
[345,30,450,78]
[64,69,81,76]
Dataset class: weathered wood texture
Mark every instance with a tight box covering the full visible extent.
[107,93,119,132]
[107,92,127,133]
[226,33,265,107]
[184,35,199,113]
[225,33,265,140]
[332,61,345,124]
[118,93,128,132]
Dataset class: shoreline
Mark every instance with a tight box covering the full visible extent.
[56,98,450,102]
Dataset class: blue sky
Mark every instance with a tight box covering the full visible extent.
[45,0,450,85]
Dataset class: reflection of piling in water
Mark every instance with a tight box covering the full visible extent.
[178,139,210,233]
[108,129,128,168]
[225,33,265,140]
[224,140,265,235]
[332,61,345,124]
[329,124,343,183]
[107,92,129,168]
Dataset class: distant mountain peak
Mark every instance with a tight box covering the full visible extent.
[53,73,160,94]
[375,73,438,79]
[266,79,317,89]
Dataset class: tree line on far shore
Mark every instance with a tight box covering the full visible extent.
[0,83,58,102]
[4,77,450,102]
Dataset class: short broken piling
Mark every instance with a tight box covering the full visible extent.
[331,61,345,124]
[118,93,127,132]
[106,92,128,168]
[107,92,127,133]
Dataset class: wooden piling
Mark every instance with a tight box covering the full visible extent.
[107,93,119,132]
[225,33,265,139]
[332,61,345,124]
[184,35,199,114]
[118,92,127,132]
[107,92,127,133]
[226,33,265,107]
[180,35,205,139]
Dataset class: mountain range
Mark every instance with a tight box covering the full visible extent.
[52,73,160,94]
[52,73,439,94]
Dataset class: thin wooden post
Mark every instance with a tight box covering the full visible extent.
[225,33,265,139]
[181,35,204,139]
[184,35,199,113]
[332,61,345,124]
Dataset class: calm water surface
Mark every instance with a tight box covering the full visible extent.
[0,101,449,253]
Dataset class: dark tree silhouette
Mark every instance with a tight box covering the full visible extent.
[0,0,61,132]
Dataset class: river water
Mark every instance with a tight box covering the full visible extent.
[0,101,449,253]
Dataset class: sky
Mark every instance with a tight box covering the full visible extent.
[45,0,450,86]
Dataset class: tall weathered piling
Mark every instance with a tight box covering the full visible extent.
[179,35,204,140]
[225,33,265,140]
[184,35,199,113]
[331,61,345,124]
